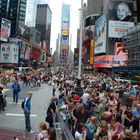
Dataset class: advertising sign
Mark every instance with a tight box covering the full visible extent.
[90,40,94,64]
[32,48,40,60]
[115,42,128,56]
[0,43,19,63]
[108,0,134,22]
[24,46,31,60]
[83,25,95,64]
[83,25,95,42]
[95,15,106,54]
[94,55,128,68]
[18,21,30,40]
[0,18,11,42]
[9,38,25,59]
[40,41,46,52]
[108,20,134,38]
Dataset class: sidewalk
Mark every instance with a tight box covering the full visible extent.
[0,127,34,140]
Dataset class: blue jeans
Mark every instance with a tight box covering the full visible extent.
[24,111,31,132]
[13,90,18,103]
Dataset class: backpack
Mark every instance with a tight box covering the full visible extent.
[21,100,25,109]
[41,132,47,140]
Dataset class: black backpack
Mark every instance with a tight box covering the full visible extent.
[21,100,25,109]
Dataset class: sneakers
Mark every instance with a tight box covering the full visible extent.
[30,130,35,134]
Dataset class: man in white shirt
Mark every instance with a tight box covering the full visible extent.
[81,89,90,108]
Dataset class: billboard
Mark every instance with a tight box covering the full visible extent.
[90,40,94,64]
[9,38,25,59]
[95,15,106,54]
[108,20,134,38]
[24,45,31,60]
[18,21,30,40]
[108,0,134,22]
[83,25,95,41]
[40,41,47,52]
[83,25,95,64]
[0,18,11,42]
[94,55,128,68]
[0,43,19,63]
[32,48,40,60]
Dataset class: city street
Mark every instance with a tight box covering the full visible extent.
[0,82,59,133]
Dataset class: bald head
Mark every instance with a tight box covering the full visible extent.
[28,91,33,98]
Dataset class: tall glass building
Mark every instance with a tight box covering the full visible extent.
[25,0,48,27]
[36,4,52,52]
[7,0,27,36]
[0,0,9,22]
[60,3,70,63]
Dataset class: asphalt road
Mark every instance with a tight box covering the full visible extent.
[0,82,60,133]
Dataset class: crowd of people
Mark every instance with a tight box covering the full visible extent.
[44,71,140,140]
[0,68,140,140]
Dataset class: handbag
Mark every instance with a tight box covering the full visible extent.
[45,114,52,123]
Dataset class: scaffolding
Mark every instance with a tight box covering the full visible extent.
[123,24,140,66]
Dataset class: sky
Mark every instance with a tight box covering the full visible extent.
[48,0,87,53]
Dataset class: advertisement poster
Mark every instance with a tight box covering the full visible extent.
[94,55,128,68]
[40,41,46,52]
[108,0,134,22]
[108,20,134,38]
[90,40,94,64]
[9,38,26,59]
[95,15,106,54]
[18,21,30,40]
[32,48,40,60]
[0,18,11,42]
[24,45,31,60]
[83,25,95,64]
[83,25,95,42]
[0,43,19,63]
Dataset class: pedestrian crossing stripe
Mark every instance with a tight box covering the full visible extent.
[5,113,37,117]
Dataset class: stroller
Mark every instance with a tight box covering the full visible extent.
[0,87,7,111]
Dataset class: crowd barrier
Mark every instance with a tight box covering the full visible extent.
[54,111,75,140]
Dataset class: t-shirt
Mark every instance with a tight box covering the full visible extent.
[75,131,83,140]
[133,108,140,122]
[98,131,108,140]
[81,93,89,104]
[86,124,97,139]
[113,122,122,135]
[37,130,48,140]
[75,110,90,125]
[47,101,56,115]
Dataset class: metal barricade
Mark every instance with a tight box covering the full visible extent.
[54,111,75,140]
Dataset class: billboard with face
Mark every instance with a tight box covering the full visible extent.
[0,18,11,42]
[108,0,134,22]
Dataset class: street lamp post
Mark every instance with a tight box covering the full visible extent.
[78,0,83,80]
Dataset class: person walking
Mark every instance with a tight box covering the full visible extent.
[12,80,20,104]
[23,91,33,132]
[52,81,57,96]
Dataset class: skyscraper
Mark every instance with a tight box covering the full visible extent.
[26,0,40,27]
[0,0,8,22]
[60,3,70,63]
[7,0,27,36]
[87,0,103,16]
[19,0,27,22]
[36,4,52,52]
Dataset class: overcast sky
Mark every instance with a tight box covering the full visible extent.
[48,0,87,53]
